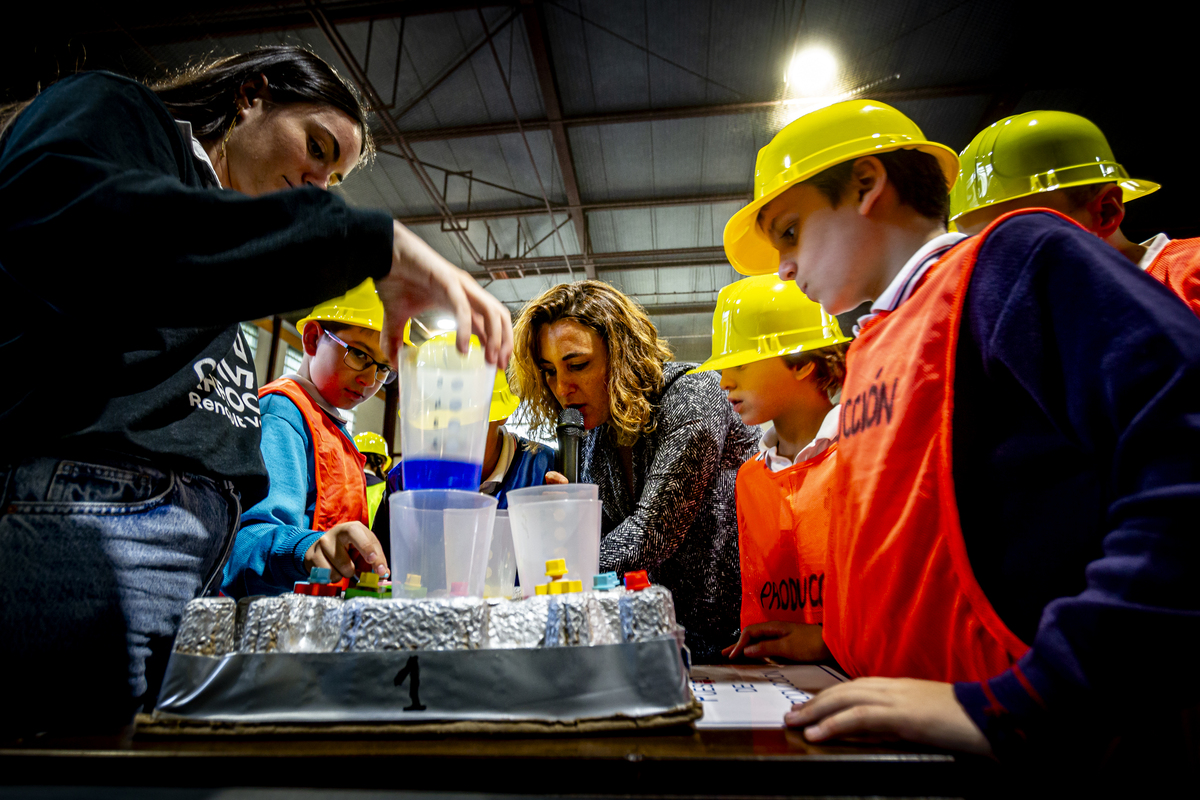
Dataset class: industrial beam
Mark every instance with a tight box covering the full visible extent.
[520,0,593,279]
[387,82,1005,143]
[395,191,750,225]
[472,245,728,278]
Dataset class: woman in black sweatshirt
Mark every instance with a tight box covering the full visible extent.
[0,46,511,734]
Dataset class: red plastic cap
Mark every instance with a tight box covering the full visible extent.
[450,581,469,596]
[294,582,337,597]
[623,570,651,591]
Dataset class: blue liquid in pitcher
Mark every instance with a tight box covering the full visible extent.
[403,459,483,490]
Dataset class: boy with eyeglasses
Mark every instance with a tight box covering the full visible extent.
[222,279,393,597]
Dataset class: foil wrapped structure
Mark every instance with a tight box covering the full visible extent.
[482,595,549,649]
[545,594,591,647]
[336,596,485,652]
[173,597,235,656]
[619,586,678,642]
[240,594,344,653]
[584,590,625,645]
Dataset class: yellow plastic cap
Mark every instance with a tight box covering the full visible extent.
[353,431,392,472]
[690,276,850,374]
[548,580,570,595]
[404,573,422,588]
[535,583,549,595]
[297,278,385,334]
[567,580,583,593]
[724,99,960,276]
[950,110,1160,222]
[358,571,380,589]
[544,558,568,578]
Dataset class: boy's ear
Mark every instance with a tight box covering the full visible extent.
[852,156,888,217]
[302,323,323,356]
[1087,183,1126,239]
[791,362,817,382]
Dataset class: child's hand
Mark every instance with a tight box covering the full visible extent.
[784,677,992,756]
[304,521,390,580]
[544,471,569,485]
[722,621,830,662]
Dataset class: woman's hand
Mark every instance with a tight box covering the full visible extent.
[304,521,390,580]
[722,621,830,662]
[544,470,569,485]
[377,221,513,367]
[784,677,992,756]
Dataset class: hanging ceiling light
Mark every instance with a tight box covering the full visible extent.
[786,46,839,97]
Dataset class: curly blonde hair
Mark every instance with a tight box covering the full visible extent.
[511,281,673,445]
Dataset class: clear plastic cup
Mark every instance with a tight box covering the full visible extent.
[389,489,497,598]
[509,498,602,598]
[505,483,599,508]
[483,510,517,600]
[400,333,496,491]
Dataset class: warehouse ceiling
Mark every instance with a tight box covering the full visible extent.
[5,0,1193,363]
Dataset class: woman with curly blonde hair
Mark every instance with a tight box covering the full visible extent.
[511,281,761,659]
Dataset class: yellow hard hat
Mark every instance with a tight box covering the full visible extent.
[724,99,960,276]
[691,276,850,373]
[423,331,518,421]
[296,278,385,334]
[949,110,1160,222]
[353,431,392,471]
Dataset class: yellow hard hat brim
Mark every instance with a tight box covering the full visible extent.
[724,142,961,276]
[688,335,853,374]
[949,177,1162,222]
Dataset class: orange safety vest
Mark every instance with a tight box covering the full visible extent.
[736,443,836,628]
[824,210,1055,683]
[260,378,369,533]
[1146,237,1200,317]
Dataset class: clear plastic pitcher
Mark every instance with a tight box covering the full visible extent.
[389,489,497,598]
[483,510,518,600]
[509,498,602,598]
[400,332,496,490]
[505,483,599,507]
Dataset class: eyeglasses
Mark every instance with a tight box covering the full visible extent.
[323,329,397,385]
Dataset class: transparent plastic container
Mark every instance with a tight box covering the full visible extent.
[400,333,496,490]
[509,498,602,598]
[505,483,599,508]
[483,510,518,600]
[389,489,497,598]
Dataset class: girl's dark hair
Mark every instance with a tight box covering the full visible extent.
[152,45,373,163]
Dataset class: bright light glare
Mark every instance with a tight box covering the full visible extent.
[436,318,456,330]
[786,47,838,96]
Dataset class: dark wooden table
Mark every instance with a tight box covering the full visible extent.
[0,726,998,797]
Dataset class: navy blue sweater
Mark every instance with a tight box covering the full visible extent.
[949,213,1200,759]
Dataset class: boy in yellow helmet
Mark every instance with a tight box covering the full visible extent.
[951,110,1200,315]
[222,279,391,597]
[725,100,1200,762]
[690,276,850,664]
[352,430,391,527]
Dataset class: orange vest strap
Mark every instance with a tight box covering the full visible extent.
[260,378,369,533]
[1147,237,1200,318]
[825,209,1057,683]
[736,443,836,628]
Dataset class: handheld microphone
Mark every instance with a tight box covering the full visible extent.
[555,408,585,483]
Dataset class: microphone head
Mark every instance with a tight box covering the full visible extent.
[557,407,584,430]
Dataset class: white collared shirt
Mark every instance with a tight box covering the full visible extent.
[1138,233,1171,271]
[757,404,841,473]
[856,231,967,332]
[175,119,222,189]
[480,427,517,494]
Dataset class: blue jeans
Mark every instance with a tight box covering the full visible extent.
[0,456,238,734]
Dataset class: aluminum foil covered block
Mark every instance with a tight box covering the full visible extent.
[619,585,678,642]
[173,597,235,656]
[336,597,485,652]
[482,596,550,649]
[584,590,625,646]
[239,594,344,653]
[544,594,590,647]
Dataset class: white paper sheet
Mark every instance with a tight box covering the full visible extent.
[689,664,847,729]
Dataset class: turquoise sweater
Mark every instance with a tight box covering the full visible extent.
[221,392,352,598]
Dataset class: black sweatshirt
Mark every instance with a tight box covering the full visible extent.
[0,72,393,504]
